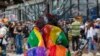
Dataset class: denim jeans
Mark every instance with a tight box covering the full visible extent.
[15,34,23,54]
[87,37,96,52]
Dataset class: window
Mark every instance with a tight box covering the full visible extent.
[88,0,97,19]
[98,0,100,16]
[71,0,78,16]
[79,0,87,16]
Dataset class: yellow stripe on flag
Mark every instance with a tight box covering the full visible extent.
[34,27,44,47]
[50,26,62,43]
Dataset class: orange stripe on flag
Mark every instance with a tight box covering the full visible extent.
[56,45,67,56]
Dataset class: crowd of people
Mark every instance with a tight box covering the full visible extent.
[0,15,99,56]
[0,19,35,56]
[58,17,100,56]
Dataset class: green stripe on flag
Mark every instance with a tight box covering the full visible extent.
[66,50,71,56]
[27,30,39,48]
[56,31,69,47]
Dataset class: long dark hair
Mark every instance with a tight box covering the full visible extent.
[87,21,94,30]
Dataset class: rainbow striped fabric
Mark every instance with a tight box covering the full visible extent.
[26,47,46,56]
[27,27,44,48]
[42,24,69,48]
[26,24,70,56]
[48,45,71,56]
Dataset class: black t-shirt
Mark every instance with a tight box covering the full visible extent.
[16,27,23,33]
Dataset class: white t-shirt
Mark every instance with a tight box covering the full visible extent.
[86,27,95,39]
[0,26,8,37]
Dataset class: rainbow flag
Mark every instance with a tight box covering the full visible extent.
[27,27,44,48]
[42,24,69,48]
[27,25,70,56]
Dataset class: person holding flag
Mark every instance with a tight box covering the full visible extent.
[26,14,71,56]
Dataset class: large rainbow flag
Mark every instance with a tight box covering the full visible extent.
[27,27,44,48]
[26,24,71,56]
